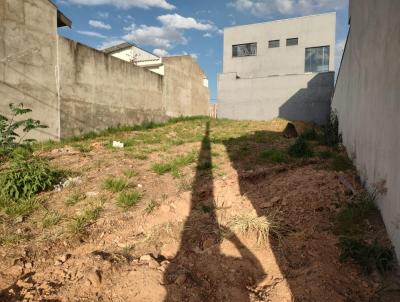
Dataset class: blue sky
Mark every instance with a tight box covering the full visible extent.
[56,0,349,101]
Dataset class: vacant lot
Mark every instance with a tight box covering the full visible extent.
[0,117,398,301]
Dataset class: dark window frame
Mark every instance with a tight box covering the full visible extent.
[305,45,330,73]
[232,42,257,58]
[286,38,299,46]
[268,40,280,48]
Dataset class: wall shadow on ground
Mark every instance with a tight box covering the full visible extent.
[278,72,334,125]
[163,122,265,301]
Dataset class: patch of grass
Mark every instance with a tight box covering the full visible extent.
[229,213,279,245]
[0,233,27,245]
[42,211,62,228]
[144,199,160,214]
[0,197,38,217]
[318,150,335,159]
[288,137,313,158]
[132,152,148,160]
[117,191,142,209]
[178,178,192,192]
[66,191,86,206]
[259,148,289,163]
[151,151,197,176]
[69,205,103,234]
[197,160,214,170]
[300,127,319,141]
[103,178,128,193]
[339,238,394,274]
[335,191,378,237]
[329,155,353,171]
[72,143,92,153]
[123,169,139,178]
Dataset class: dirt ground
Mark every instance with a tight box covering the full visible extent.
[0,118,399,302]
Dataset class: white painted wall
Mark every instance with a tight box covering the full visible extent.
[332,0,400,259]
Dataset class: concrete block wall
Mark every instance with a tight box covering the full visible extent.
[0,0,60,140]
[332,0,400,259]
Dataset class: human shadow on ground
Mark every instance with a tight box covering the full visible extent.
[163,122,265,302]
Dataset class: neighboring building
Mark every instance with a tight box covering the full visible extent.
[218,13,336,124]
[332,0,400,259]
[0,0,209,141]
[103,43,165,76]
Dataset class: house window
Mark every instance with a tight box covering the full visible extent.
[305,46,330,73]
[232,43,257,57]
[268,40,280,48]
[286,38,298,46]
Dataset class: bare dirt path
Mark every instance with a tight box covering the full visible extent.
[0,118,399,301]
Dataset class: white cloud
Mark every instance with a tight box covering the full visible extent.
[123,25,187,49]
[89,20,112,30]
[229,0,347,17]
[68,0,175,10]
[123,23,136,31]
[203,33,212,38]
[98,39,125,49]
[157,14,214,31]
[98,12,109,18]
[77,30,107,38]
[153,48,169,57]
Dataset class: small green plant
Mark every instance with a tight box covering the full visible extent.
[318,150,335,159]
[335,191,378,236]
[151,151,197,176]
[123,169,139,178]
[320,110,342,147]
[329,155,353,171]
[42,210,62,228]
[259,148,288,163]
[144,199,160,214]
[103,178,128,192]
[0,197,38,217]
[69,205,103,233]
[339,238,394,274]
[72,143,92,153]
[0,103,48,157]
[66,191,86,206]
[0,157,60,200]
[178,178,192,192]
[117,191,142,209]
[288,137,313,158]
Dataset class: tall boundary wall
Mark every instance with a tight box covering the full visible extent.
[332,0,400,259]
[0,0,209,141]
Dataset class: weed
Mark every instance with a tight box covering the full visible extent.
[117,191,142,209]
[66,191,86,206]
[335,191,378,236]
[178,178,192,192]
[0,198,38,217]
[330,155,353,171]
[72,143,92,153]
[300,127,319,141]
[123,169,139,178]
[103,178,128,193]
[0,233,27,245]
[42,211,62,228]
[339,237,394,274]
[151,151,197,176]
[318,150,335,159]
[69,205,103,233]
[132,152,148,160]
[229,213,279,245]
[0,157,61,200]
[320,110,342,147]
[288,137,313,158]
[197,160,214,170]
[259,148,288,163]
[144,199,160,214]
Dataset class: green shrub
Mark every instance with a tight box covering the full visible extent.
[117,191,142,209]
[259,148,288,163]
[0,103,48,157]
[0,197,38,217]
[339,237,394,274]
[0,157,60,200]
[69,205,103,234]
[288,137,313,158]
[320,110,342,147]
[102,178,128,192]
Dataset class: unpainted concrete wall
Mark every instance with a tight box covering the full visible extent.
[332,0,400,259]
[162,56,209,117]
[58,37,166,138]
[218,72,334,124]
[0,0,60,140]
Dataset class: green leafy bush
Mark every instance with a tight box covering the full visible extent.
[320,110,342,147]
[0,157,59,200]
[0,103,48,157]
[288,137,313,158]
[339,237,394,274]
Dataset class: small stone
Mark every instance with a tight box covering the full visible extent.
[87,270,102,287]
[16,280,32,289]
[137,184,143,188]
[148,258,159,269]
[139,254,152,262]
[271,197,281,203]
[24,262,33,269]
[260,202,273,209]
[14,216,24,224]
[86,192,99,198]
